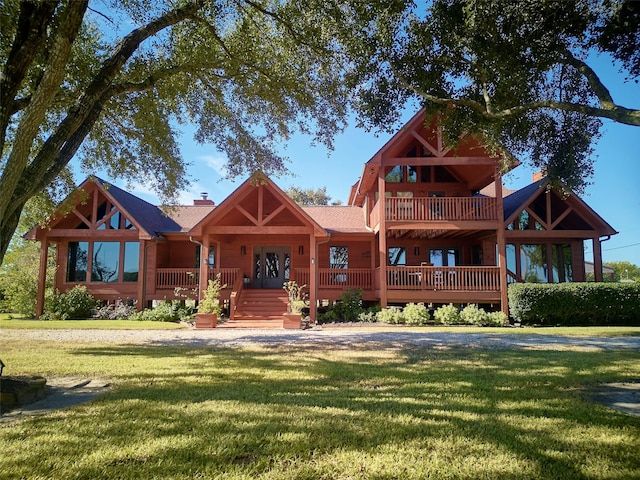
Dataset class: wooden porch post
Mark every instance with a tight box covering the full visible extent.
[199,236,210,300]
[378,172,388,309]
[137,240,145,311]
[495,172,509,316]
[309,235,317,323]
[592,237,603,282]
[35,238,48,318]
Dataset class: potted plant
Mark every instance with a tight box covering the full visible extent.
[282,280,307,329]
[195,275,224,328]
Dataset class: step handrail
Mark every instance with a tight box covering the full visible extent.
[229,274,245,321]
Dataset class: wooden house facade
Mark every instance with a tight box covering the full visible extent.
[27,111,617,325]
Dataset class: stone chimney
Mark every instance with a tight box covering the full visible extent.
[193,192,215,206]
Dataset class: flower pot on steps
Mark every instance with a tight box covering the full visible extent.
[195,313,217,329]
[283,312,302,329]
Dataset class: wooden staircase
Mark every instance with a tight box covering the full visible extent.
[219,289,288,329]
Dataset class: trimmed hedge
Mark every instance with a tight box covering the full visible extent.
[508,282,640,326]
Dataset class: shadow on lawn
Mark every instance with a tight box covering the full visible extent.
[4,345,639,479]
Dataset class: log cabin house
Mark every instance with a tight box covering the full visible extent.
[27,111,617,325]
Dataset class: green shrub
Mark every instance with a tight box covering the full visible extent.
[509,282,640,326]
[487,311,509,327]
[403,302,430,325]
[42,285,97,320]
[357,305,381,322]
[377,307,405,324]
[433,304,460,325]
[318,289,364,323]
[460,304,488,326]
[93,302,138,320]
[129,301,184,322]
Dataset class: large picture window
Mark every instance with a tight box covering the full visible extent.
[66,241,139,283]
[123,242,140,282]
[521,244,548,283]
[67,242,89,282]
[552,243,573,283]
[91,242,120,282]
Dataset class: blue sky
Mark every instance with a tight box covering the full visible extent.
[124,54,639,267]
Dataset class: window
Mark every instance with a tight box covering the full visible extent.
[388,247,406,266]
[91,242,120,282]
[123,242,140,282]
[520,244,548,283]
[67,242,88,282]
[429,248,459,266]
[195,246,215,268]
[407,166,418,183]
[330,246,348,283]
[552,244,573,283]
[385,165,403,183]
[433,165,457,182]
[330,246,349,269]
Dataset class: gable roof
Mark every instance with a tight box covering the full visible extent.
[503,177,617,236]
[92,177,182,236]
[503,179,546,221]
[302,206,371,234]
[188,173,327,237]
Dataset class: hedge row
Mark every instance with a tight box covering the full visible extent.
[508,282,640,326]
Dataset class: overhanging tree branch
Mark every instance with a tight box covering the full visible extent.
[394,70,640,126]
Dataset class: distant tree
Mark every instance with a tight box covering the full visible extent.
[286,186,342,206]
[0,239,55,317]
[354,0,640,194]
[0,0,403,265]
[606,261,640,282]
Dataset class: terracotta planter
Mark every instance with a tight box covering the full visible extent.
[283,312,302,329]
[195,313,217,329]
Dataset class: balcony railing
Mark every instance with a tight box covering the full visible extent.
[386,266,501,291]
[294,268,374,290]
[156,268,239,290]
[371,196,497,225]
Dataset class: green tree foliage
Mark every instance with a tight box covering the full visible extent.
[606,261,640,282]
[0,0,406,265]
[354,0,640,194]
[285,186,341,206]
[0,239,55,317]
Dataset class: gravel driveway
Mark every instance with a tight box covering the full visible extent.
[2,327,640,351]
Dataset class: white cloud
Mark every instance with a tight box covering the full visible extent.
[199,155,227,176]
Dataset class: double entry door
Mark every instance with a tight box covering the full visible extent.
[253,246,290,289]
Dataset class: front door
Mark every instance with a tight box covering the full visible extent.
[253,246,290,288]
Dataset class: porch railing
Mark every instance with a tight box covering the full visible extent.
[371,196,497,224]
[155,268,240,290]
[386,266,501,291]
[208,268,240,288]
[155,268,198,289]
[294,268,374,290]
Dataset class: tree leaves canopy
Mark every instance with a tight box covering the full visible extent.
[0,0,407,264]
[353,0,640,194]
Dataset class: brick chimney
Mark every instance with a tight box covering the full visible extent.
[193,192,215,206]
[532,171,545,182]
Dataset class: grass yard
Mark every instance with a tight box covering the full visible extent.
[0,339,639,479]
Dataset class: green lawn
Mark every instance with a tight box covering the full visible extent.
[1,339,638,479]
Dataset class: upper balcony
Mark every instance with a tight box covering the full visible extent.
[370,196,498,231]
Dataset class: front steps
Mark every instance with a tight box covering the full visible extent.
[223,289,289,329]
